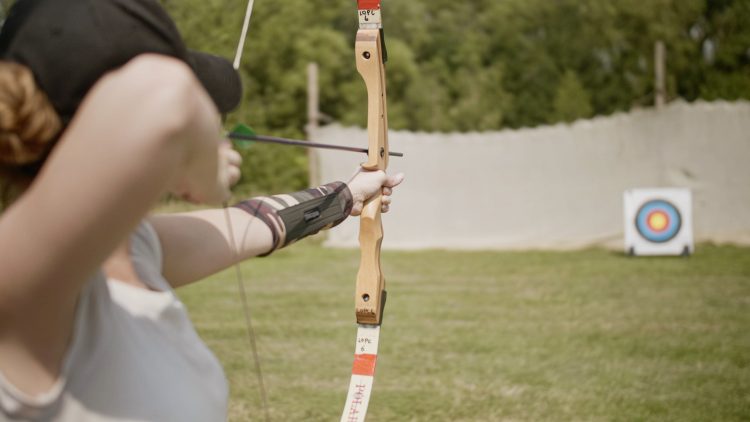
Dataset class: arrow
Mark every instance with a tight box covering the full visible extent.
[227,132,404,157]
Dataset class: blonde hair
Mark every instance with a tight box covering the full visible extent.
[0,62,62,205]
[0,61,61,166]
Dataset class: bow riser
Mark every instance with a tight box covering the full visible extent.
[354,28,388,326]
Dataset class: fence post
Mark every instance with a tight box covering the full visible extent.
[655,41,666,110]
[306,62,321,187]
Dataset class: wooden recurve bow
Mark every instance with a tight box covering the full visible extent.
[225,2,392,421]
[341,1,390,421]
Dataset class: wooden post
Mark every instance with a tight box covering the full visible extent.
[306,62,320,187]
[654,41,666,110]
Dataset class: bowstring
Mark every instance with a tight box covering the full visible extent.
[224,0,271,420]
[233,0,256,69]
[222,206,270,422]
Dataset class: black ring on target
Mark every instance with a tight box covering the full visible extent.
[634,199,682,243]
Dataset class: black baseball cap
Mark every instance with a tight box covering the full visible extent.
[0,0,242,126]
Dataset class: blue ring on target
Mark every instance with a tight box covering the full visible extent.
[635,199,682,243]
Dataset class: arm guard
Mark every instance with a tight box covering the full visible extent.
[232,182,353,256]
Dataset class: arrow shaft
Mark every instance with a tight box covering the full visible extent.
[227,132,404,157]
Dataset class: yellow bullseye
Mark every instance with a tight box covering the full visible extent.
[648,211,669,232]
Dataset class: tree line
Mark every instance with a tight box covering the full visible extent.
[168,0,749,130]
[162,0,749,192]
[5,0,745,194]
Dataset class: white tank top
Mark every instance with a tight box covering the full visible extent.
[0,222,228,421]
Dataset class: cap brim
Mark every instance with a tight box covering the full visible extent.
[188,50,242,114]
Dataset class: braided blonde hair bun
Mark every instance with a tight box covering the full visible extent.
[0,62,61,165]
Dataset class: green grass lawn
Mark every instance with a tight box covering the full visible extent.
[178,244,750,421]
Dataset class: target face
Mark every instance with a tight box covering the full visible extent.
[624,188,693,256]
[635,199,682,243]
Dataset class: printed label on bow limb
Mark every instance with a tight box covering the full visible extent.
[352,354,378,376]
[343,379,372,422]
[354,325,380,354]
[358,9,382,26]
[341,325,380,422]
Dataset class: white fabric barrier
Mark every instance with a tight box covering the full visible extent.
[313,100,750,250]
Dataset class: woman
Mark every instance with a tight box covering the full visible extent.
[0,0,403,420]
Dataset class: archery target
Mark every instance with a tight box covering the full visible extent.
[635,200,681,243]
[624,189,693,256]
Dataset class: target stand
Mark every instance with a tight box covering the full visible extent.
[623,188,694,256]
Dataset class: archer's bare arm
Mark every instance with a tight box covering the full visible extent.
[149,208,275,287]
[0,55,228,395]
[151,170,405,288]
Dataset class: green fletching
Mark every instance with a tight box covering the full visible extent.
[230,123,256,149]
[232,123,256,137]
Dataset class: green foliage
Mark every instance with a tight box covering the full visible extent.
[696,1,750,100]
[551,70,594,123]
[160,0,750,193]
[232,142,308,197]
